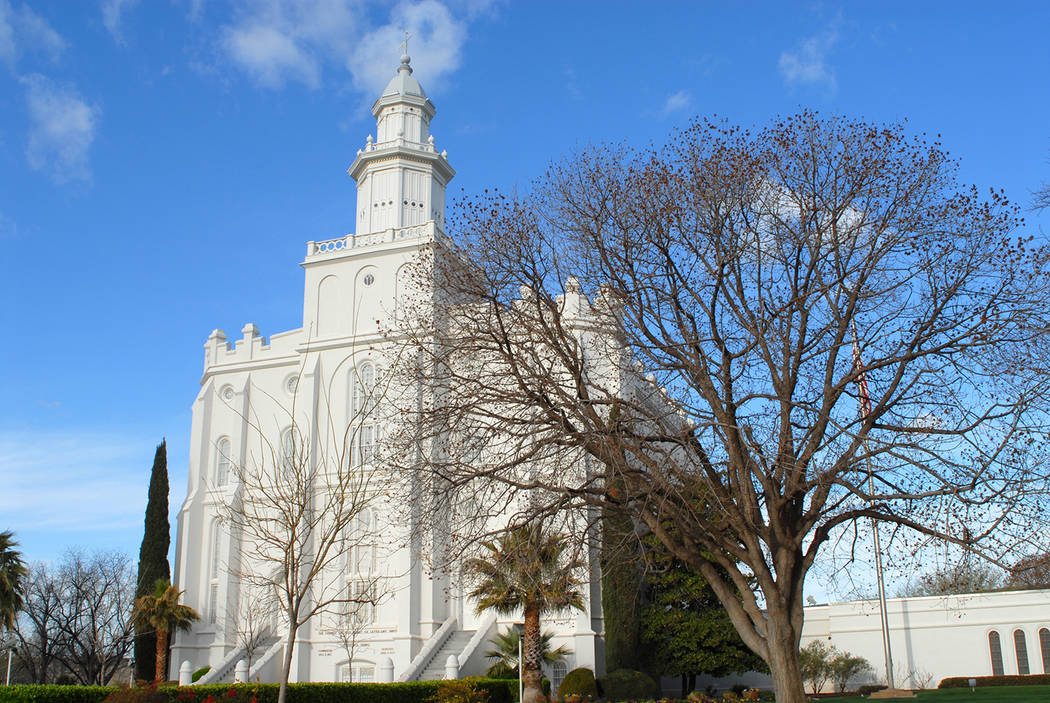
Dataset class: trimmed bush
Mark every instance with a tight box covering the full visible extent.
[0,680,515,703]
[0,687,118,703]
[556,668,597,701]
[597,669,659,701]
[857,684,887,695]
[939,674,1050,688]
[189,669,210,684]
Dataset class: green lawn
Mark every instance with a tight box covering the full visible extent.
[815,686,1050,702]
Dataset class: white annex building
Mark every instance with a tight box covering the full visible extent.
[170,56,603,687]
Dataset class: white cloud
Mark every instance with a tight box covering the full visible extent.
[219,0,475,95]
[0,430,150,533]
[221,0,359,89]
[101,0,140,44]
[778,26,839,89]
[0,0,66,67]
[348,0,466,97]
[225,21,322,87]
[661,89,691,116]
[21,74,100,184]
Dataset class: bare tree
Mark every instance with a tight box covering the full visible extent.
[388,112,1050,703]
[217,367,391,703]
[226,590,278,673]
[52,550,136,685]
[896,556,1005,597]
[14,550,136,685]
[13,563,62,683]
[328,575,386,682]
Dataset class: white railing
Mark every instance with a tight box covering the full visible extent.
[397,614,457,682]
[457,612,496,669]
[306,222,441,260]
[194,643,248,685]
[249,637,285,682]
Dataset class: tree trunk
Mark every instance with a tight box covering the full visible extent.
[153,627,168,684]
[764,616,807,703]
[521,607,543,703]
[278,621,298,703]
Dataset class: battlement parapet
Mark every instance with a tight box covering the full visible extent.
[203,324,302,372]
[305,221,443,262]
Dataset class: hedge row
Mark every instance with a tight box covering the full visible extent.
[0,687,119,703]
[0,679,515,703]
[939,674,1050,688]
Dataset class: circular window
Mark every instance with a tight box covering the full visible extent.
[220,385,235,402]
[285,375,299,395]
[363,273,375,287]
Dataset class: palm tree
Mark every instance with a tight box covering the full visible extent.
[133,580,199,683]
[484,627,572,678]
[0,530,27,630]
[465,525,584,703]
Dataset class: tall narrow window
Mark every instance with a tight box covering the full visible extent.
[1015,629,1030,675]
[551,661,567,696]
[989,630,1005,676]
[208,525,222,625]
[352,363,375,416]
[215,438,231,487]
[280,428,296,478]
[1039,628,1050,674]
[349,508,375,573]
[357,424,375,467]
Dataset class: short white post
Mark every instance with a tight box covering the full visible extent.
[178,661,193,686]
[444,654,458,680]
[377,656,394,683]
[234,659,248,683]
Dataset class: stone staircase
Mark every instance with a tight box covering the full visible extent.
[417,630,476,680]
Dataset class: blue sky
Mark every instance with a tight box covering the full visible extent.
[1,1,1048,598]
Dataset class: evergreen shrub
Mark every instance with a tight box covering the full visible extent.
[939,674,1050,688]
[556,668,598,701]
[0,687,117,703]
[597,669,659,701]
[190,668,210,684]
[0,680,515,703]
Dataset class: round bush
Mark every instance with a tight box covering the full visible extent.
[557,668,598,701]
[598,669,659,701]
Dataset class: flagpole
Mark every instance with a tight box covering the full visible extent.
[852,321,895,690]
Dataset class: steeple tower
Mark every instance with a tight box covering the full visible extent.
[348,54,455,236]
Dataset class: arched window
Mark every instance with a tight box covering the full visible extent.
[339,660,375,683]
[208,524,222,625]
[215,438,231,487]
[551,661,568,696]
[352,363,375,416]
[989,630,1005,676]
[1039,627,1050,674]
[1015,629,1030,675]
[280,427,296,477]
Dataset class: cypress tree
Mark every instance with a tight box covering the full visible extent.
[134,440,171,682]
[600,475,647,674]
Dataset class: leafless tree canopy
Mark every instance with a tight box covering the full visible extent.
[14,550,135,685]
[388,113,1050,702]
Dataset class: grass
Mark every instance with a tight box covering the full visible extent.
[816,685,1050,702]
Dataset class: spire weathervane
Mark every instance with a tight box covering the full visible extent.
[399,30,412,58]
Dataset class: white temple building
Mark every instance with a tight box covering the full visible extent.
[170,55,604,687]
